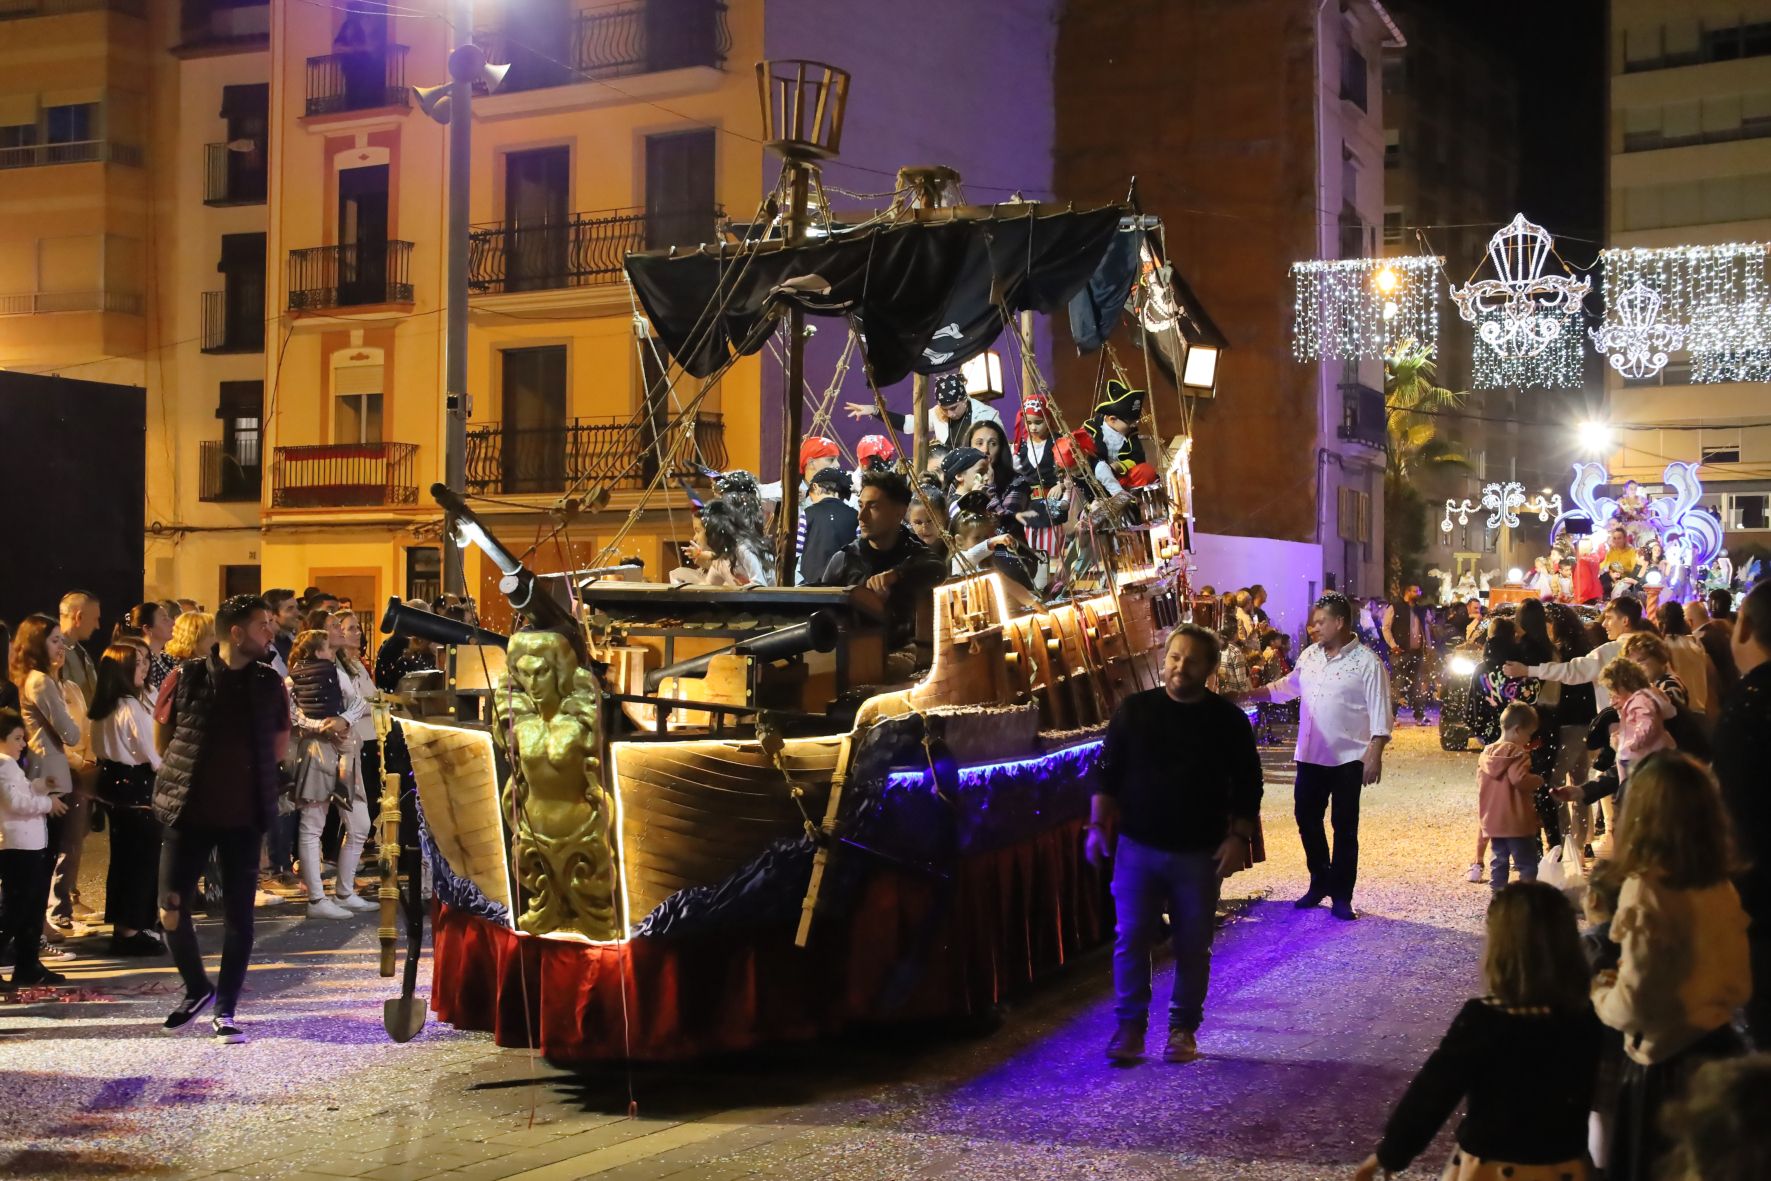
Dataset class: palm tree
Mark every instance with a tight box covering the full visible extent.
[1383,343,1469,594]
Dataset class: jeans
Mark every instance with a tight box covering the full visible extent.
[1110,835,1221,1031]
[1489,835,1541,889]
[265,810,297,876]
[48,790,93,921]
[1392,650,1428,718]
[0,848,49,978]
[1294,760,1364,903]
[104,807,163,934]
[298,798,370,901]
[159,825,261,1015]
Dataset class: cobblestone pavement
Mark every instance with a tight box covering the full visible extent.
[0,720,1493,1181]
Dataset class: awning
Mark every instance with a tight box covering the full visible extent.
[216,379,262,418]
[219,83,268,122]
[624,205,1125,387]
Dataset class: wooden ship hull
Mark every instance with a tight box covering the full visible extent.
[415,568,1187,1061]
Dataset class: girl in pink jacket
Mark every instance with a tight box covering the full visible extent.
[1599,657,1675,774]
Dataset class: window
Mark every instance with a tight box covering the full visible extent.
[405,546,441,604]
[644,129,716,249]
[1341,144,1358,208]
[0,123,36,150]
[44,103,95,144]
[1702,445,1741,465]
[1337,486,1371,545]
[218,232,265,351]
[1384,127,1400,167]
[1383,207,1404,244]
[1702,430,1742,466]
[1340,42,1368,111]
[334,393,382,444]
[499,345,567,493]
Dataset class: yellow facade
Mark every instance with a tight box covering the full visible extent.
[3,0,766,616]
[0,2,152,382]
[260,0,765,622]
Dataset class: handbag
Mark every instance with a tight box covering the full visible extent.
[1537,840,1569,890]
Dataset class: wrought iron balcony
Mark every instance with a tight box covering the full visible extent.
[305,46,409,117]
[476,0,731,92]
[1337,382,1387,450]
[288,241,414,311]
[205,141,266,205]
[0,140,141,169]
[272,441,418,508]
[465,414,726,495]
[199,439,261,503]
[200,289,264,354]
[468,206,722,294]
[0,290,141,315]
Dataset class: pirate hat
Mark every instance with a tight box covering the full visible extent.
[1013,393,1051,444]
[1092,379,1144,423]
[856,434,897,467]
[934,371,969,406]
[1053,428,1096,471]
[798,435,840,476]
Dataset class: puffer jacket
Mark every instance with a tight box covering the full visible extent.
[152,652,289,831]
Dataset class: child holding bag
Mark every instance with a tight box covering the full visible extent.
[1355,882,1600,1181]
[285,630,372,920]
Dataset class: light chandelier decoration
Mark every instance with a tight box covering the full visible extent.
[1600,243,1771,384]
[1290,255,1440,361]
[1450,214,1590,389]
[1590,281,1684,380]
[1442,480,1563,534]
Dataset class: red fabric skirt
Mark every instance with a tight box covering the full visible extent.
[429,817,1108,1061]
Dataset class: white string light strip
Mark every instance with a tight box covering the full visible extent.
[1290,255,1441,361]
[1599,243,1771,384]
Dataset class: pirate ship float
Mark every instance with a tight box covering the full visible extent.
[384,60,1226,1061]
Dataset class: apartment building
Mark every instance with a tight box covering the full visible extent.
[1053,0,1399,611]
[0,1,153,383]
[1608,1,1771,548]
[3,0,1066,614]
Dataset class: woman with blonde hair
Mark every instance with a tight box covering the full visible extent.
[1593,752,1750,1181]
[163,611,216,665]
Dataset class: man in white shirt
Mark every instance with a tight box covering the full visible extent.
[1502,595,1650,713]
[1245,592,1392,921]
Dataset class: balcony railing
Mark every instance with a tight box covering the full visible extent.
[0,140,142,169]
[477,0,731,91]
[1337,383,1387,450]
[201,289,264,353]
[272,441,418,508]
[0,0,143,18]
[465,414,726,495]
[205,141,266,204]
[288,241,414,310]
[305,46,409,117]
[199,439,262,503]
[0,290,142,315]
[1622,119,1771,153]
[468,206,722,294]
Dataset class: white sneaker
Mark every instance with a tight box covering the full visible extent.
[254,890,285,908]
[335,892,377,913]
[1465,862,1485,883]
[306,897,352,920]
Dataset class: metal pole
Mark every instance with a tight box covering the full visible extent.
[776,162,812,585]
[441,4,475,599]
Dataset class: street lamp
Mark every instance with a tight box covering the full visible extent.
[414,22,509,599]
[1577,420,1613,455]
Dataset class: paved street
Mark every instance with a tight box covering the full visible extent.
[0,721,1492,1181]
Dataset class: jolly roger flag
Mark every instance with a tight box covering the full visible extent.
[624,206,1124,387]
[1066,229,1228,391]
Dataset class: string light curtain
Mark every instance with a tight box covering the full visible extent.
[1450,214,1590,390]
[1599,243,1771,384]
[1290,256,1441,361]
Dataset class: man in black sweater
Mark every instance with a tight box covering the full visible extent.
[1086,624,1263,1063]
[1713,580,1771,1044]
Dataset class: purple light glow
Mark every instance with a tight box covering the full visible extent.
[883,739,1104,791]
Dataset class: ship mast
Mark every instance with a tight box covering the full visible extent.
[758,60,849,585]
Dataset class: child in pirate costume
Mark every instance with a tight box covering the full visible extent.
[1083,379,1148,476]
[1012,394,1059,503]
[845,370,1001,447]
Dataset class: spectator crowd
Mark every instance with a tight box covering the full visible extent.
[0,586,463,1043]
